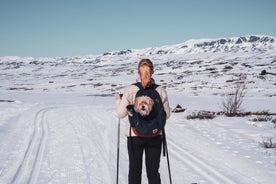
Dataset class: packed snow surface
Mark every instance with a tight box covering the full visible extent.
[0,35,276,183]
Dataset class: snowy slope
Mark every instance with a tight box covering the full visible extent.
[0,35,276,184]
[0,35,275,97]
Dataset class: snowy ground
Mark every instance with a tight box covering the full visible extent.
[0,35,276,183]
[0,91,275,184]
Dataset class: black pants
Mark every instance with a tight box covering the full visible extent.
[127,136,162,184]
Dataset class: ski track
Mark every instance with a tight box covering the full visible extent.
[2,103,275,184]
[166,122,237,184]
[169,143,236,184]
[165,114,274,184]
[66,113,91,184]
[34,105,120,184]
[10,107,52,184]
[182,119,274,184]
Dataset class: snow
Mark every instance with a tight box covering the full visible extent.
[0,35,276,183]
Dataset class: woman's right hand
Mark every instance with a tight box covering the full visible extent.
[115,94,121,100]
[115,94,123,100]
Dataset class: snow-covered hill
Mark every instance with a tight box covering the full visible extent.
[1,35,275,98]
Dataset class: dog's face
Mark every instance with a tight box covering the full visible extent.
[134,96,154,116]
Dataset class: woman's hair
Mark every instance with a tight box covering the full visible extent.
[138,59,154,88]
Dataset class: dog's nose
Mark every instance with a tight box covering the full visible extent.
[142,105,145,110]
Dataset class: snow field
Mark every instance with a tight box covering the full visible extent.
[0,94,275,184]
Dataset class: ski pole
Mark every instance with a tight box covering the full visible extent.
[116,118,120,184]
[116,93,123,184]
[165,140,172,184]
[163,130,172,184]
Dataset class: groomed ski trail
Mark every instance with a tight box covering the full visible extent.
[33,105,122,184]
[2,102,275,184]
[10,108,51,184]
[164,113,275,184]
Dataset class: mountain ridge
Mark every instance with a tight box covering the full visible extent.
[0,35,275,61]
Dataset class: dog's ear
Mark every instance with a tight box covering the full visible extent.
[134,97,138,104]
[133,99,139,112]
[149,98,154,106]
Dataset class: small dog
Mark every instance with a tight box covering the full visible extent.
[134,96,154,117]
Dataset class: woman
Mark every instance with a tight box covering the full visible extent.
[116,59,171,184]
